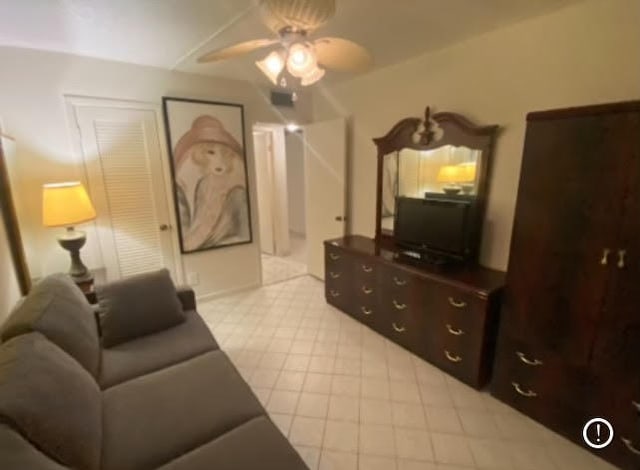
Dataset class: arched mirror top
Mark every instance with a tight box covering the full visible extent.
[373,107,499,255]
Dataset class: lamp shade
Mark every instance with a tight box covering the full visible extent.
[42,182,96,227]
[436,165,463,184]
[457,162,477,183]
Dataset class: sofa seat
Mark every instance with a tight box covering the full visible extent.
[99,310,218,389]
[157,416,308,470]
[101,349,265,470]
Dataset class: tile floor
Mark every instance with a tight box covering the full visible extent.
[261,232,308,285]
[199,276,616,470]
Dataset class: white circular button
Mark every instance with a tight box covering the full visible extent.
[582,418,614,449]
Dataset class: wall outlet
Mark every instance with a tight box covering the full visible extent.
[187,272,199,286]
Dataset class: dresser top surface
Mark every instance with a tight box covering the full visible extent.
[325,235,505,295]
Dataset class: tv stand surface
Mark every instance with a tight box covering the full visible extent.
[324,235,505,388]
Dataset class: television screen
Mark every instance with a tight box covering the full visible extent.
[394,197,470,257]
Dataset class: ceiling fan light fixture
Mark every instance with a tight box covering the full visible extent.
[286,42,316,78]
[300,65,325,86]
[256,50,285,85]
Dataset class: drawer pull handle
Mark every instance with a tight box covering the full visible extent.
[446,324,464,336]
[362,286,373,295]
[444,350,462,363]
[362,265,373,273]
[448,297,467,308]
[618,249,627,269]
[361,306,373,315]
[511,382,537,398]
[329,253,340,260]
[329,290,340,298]
[393,299,407,310]
[600,248,611,265]
[622,438,640,456]
[632,401,640,413]
[392,322,406,333]
[329,271,341,279]
[516,351,543,366]
[393,277,407,286]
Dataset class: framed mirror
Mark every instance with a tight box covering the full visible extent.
[374,107,498,262]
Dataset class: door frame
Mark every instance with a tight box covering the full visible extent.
[64,95,184,283]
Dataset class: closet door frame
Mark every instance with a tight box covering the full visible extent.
[64,96,184,284]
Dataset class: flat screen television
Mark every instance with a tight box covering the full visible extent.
[394,196,472,260]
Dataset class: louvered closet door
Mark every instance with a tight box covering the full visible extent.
[75,106,177,281]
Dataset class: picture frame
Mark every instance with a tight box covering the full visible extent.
[162,97,253,254]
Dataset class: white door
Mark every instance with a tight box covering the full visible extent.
[304,118,347,279]
[253,130,275,255]
[74,105,179,281]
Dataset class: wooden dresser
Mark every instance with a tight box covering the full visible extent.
[491,101,640,469]
[324,235,505,388]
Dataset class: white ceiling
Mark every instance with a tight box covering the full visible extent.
[0,0,580,84]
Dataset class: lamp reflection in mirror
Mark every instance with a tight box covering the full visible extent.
[457,162,477,194]
[437,165,464,195]
[42,182,96,283]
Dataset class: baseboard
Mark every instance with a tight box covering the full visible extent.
[196,281,261,303]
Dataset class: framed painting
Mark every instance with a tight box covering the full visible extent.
[162,97,253,254]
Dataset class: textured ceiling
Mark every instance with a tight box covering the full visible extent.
[0,0,581,83]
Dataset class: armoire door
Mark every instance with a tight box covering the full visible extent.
[73,104,179,282]
[590,110,640,376]
[502,112,630,365]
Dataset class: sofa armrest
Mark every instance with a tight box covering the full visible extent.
[176,286,197,311]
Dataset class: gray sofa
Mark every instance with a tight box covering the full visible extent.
[0,272,307,470]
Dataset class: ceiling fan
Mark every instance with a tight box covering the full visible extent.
[197,0,372,88]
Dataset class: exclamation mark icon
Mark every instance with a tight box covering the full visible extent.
[596,423,601,443]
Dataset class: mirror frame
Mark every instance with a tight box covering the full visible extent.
[373,107,498,258]
[0,133,31,295]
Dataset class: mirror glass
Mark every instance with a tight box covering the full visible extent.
[381,145,482,232]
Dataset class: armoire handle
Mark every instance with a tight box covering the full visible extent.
[362,286,373,295]
[362,265,373,273]
[392,322,406,333]
[622,438,640,456]
[600,248,611,265]
[632,400,640,413]
[512,382,537,398]
[393,277,407,286]
[361,306,373,316]
[329,290,340,298]
[618,249,627,269]
[516,351,543,366]
[329,271,341,279]
[329,253,340,260]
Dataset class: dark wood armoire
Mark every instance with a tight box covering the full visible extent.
[491,101,640,469]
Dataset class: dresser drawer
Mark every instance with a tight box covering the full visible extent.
[324,246,354,313]
[427,326,484,387]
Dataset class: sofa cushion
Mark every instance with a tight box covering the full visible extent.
[0,333,102,470]
[0,273,100,377]
[99,309,219,389]
[97,269,185,347]
[101,349,264,470]
[157,416,308,470]
[0,425,70,470]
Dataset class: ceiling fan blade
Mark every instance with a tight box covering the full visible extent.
[313,37,373,72]
[197,38,279,63]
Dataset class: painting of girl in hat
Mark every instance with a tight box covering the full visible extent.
[163,99,252,253]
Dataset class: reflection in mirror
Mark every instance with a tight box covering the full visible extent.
[381,145,481,232]
[381,152,398,231]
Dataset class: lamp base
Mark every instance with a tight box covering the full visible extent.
[442,185,462,195]
[57,227,93,283]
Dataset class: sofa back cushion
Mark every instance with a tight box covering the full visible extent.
[0,332,102,470]
[97,268,185,348]
[0,273,100,377]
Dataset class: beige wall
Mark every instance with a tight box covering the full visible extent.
[0,46,312,298]
[313,0,640,270]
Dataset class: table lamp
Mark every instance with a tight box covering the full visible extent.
[457,162,477,194]
[42,182,96,283]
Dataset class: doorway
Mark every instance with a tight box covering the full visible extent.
[253,123,308,285]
